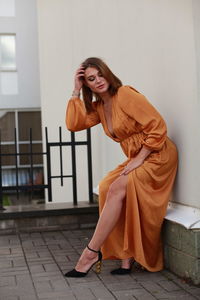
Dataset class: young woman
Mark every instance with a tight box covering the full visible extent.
[65,57,178,277]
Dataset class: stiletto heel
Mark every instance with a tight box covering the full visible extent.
[95,260,102,274]
[64,245,102,278]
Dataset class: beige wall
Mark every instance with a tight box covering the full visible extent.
[37,0,200,208]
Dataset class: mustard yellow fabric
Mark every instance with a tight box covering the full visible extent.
[66,85,178,271]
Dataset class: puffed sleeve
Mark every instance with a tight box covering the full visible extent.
[66,97,100,132]
[118,86,167,151]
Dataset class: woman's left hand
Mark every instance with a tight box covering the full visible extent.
[120,157,144,176]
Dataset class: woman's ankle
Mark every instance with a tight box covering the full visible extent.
[83,247,98,260]
[87,243,100,252]
[121,258,134,269]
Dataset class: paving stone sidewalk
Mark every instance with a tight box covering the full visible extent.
[0,229,199,300]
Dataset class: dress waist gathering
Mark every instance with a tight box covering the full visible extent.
[120,132,147,158]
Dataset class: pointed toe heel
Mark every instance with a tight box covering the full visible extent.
[65,245,102,278]
[110,267,132,275]
[64,268,87,278]
[111,260,134,275]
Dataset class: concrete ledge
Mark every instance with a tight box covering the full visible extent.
[163,219,200,285]
[0,202,99,235]
[0,201,99,219]
[165,202,200,229]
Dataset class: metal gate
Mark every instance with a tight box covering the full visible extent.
[0,127,93,210]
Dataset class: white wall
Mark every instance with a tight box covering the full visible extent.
[193,0,200,113]
[0,0,41,109]
[37,0,200,208]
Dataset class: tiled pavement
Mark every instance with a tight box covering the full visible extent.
[0,229,200,300]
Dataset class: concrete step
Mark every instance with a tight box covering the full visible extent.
[0,201,99,235]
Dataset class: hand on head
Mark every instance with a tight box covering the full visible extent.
[74,65,85,92]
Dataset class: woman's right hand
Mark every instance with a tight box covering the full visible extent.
[74,65,85,92]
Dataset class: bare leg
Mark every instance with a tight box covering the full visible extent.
[75,175,128,272]
[89,174,128,249]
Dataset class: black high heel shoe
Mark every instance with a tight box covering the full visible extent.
[64,245,102,278]
[110,259,134,275]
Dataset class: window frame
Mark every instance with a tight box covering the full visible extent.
[0,108,43,169]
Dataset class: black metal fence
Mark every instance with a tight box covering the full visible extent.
[0,127,93,210]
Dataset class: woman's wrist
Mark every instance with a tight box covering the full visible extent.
[72,90,80,98]
[136,146,152,161]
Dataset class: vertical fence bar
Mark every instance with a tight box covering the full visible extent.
[45,127,52,202]
[87,129,94,204]
[0,129,5,210]
[29,128,34,199]
[14,128,19,199]
[71,131,77,205]
[59,127,63,186]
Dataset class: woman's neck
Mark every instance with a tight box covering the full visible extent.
[99,91,111,104]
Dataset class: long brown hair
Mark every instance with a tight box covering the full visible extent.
[81,57,122,113]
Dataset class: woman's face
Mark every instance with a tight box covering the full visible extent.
[84,67,109,95]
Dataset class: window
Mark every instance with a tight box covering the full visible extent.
[0,34,18,94]
[0,0,15,17]
[0,110,44,204]
[0,35,16,70]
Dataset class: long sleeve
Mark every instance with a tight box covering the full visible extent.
[117,86,167,151]
[66,97,100,132]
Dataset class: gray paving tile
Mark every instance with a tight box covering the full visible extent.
[71,286,97,300]
[0,296,19,300]
[50,277,70,291]
[19,296,38,300]
[0,286,36,298]
[29,264,45,274]
[0,248,23,258]
[26,259,54,266]
[187,287,200,297]
[37,290,76,299]
[114,288,156,300]
[0,266,29,276]
[0,261,12,268]
[0,248,11,255]
[89,286,116,299]
[106,282,141,291]
[140,281,179,297]
[97,274,122,283]
[155,292,197,299]
[41,297,76,300]
[32,275,64,283]
[43,263,60,272]
[34,281,53,293]
[113,289,138,299]
[0,270,29,277]
[158,279,183,291]
[0,229,199,300]
[31,271,62,278]
[12,259,27,268]
[16,274,34,286]
[0,276,16,287]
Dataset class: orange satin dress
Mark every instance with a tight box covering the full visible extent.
[66,85,178,272]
